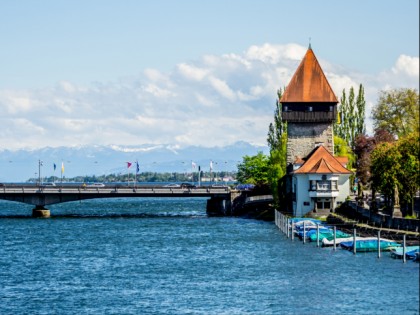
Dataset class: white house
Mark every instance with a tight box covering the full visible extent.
[291,145,352,217]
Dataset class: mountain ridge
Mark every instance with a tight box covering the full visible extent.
[0,142,268,182]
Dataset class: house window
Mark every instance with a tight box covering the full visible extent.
[317,181,330,190]
[310,180,339,191]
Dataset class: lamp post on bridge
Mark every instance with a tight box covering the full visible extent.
[38,160,43,186]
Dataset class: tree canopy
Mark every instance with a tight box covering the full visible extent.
[334,84,366,147]
[370,132,419,214]
[236,152,269,186]
[372,88,419,137]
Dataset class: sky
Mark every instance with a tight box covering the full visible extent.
[0,0,418,151]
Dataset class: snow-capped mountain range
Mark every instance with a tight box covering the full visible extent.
[0,142,268,182]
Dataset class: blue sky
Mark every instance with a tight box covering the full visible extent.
[0,0,418,150]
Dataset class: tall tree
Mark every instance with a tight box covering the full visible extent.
[334,85,366,147]
[267,88,287,204]
[372,88,419,137]
[267,88,287,149]
[355,84,366,135]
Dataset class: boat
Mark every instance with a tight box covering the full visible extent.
[340,238,401,252]
[390,246,420,259]
[296,227,331,240]
[322,236,376,247]
[308,229,351,242]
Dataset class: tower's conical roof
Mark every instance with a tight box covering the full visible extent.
[280,48,338,103]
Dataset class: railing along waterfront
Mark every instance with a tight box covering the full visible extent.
[274,209,419,264]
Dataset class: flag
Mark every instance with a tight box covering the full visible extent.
[136,161,140,173]
[53,163,56,171]
[61,162,64,174]
[210,160,213,171]
[127,162,132,169]
[192,161,197,169]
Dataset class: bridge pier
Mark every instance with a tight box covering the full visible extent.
[206,197,231,216]
[32,205,50,218]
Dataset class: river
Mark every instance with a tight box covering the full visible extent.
[0,198,419,314]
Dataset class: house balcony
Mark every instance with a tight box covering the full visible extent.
[309,190,339,198]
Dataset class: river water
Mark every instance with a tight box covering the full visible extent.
[1,198,419,315]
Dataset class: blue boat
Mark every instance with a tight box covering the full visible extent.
[390,246,420,259]
[340,238,401,252]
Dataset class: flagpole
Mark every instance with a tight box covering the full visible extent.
[38,160,42,186]
[61,161,64,186]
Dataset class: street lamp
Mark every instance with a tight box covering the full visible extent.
[38,160,43,186]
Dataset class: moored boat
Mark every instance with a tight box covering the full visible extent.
[340,238,401,252]
[308,229,351,242]
[322,236,376,247]
[390,246,420,259]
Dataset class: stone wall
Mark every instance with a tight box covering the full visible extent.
[286,122,333,165]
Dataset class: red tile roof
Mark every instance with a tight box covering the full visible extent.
[280,48,338,103]
[294,146,351,174]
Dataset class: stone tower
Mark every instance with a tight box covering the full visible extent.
[280,46,338,169]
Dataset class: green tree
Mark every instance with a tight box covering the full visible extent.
[372,88,419,137]
[370,132,419,214]
[334,136,355,169]
[370,142,400,208]
[356,84,366,135]
[334,85,366,147]
[396,132,419,215]
[267,88,287,149]
[267,88,287,204]
[236,152,269,186]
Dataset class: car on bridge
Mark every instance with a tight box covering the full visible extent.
[163,183,181,188]
[41,182,56,187]
[180,183,196,189]
[87,183,105,188]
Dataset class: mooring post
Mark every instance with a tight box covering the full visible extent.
[333,226,337,251]
[287,219,290,238]
[403,235,406,263]
[303,221,306,244]
[291,222,295,241]
[353,228,357,255]
[281,213,284,233]
[377,230,381,259]
[316,224,320,247]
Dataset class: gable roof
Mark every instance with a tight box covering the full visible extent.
[294,145,351,174]
[280,48,338,103]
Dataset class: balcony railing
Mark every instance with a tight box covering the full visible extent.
[282,110,336,122]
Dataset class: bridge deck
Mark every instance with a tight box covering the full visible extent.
[0,186,231,206]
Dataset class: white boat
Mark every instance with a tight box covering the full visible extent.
[322,236,378,247]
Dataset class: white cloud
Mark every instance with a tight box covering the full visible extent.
[392,55,419,77]
[177,63,209,81]
[0,43,418,151]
